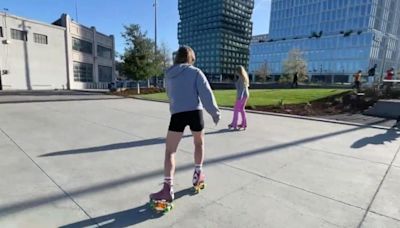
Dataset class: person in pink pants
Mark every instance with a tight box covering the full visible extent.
[229,66,250,130]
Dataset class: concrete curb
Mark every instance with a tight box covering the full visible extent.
[128,96,394,131]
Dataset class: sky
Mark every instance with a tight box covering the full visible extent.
[1,0,271,55]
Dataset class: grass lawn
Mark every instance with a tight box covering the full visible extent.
[135,89,351,107]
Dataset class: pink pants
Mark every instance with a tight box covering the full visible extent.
[230,97,248,128]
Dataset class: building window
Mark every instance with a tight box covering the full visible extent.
[11,29,27,41]
[98,65,112,82]
[0,27,3,37]
[34,33,48,44]
[72,37,93,54]
[97,45,112,59]
[73,62,93,82]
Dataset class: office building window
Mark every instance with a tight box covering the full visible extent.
[34,33,48,44]
[0,27,3,37]
[98,65,112,82]
[11,29,27,41]
[72,37,93,54]
[97,45,112,59]
[73,62,93,82]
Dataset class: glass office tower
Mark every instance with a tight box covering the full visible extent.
[249,0,400,83]
[178,0,254,81]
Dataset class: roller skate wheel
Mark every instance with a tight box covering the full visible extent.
[150,200,172,213]
[193,182,206,193]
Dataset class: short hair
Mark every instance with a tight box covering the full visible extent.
[174,46,196,65]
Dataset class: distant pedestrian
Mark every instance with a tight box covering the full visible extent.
[383,67,395,96]
[228,65,250,130]
[292,72,299,88]
[385,67,394,80]
[353,70,362,92]
[368,64,377,76]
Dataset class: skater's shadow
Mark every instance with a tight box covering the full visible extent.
[40,129,232,157]
[59,187,195,228]
[351,128,400,149]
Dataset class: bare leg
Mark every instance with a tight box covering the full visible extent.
[191,130,205,165]
[164,131,184,178]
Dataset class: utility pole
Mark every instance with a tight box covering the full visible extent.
[379,34,389,84]
[75,0,79,22]
[1,8,10,90]
[154,0,157,52]
[153,0,158,87]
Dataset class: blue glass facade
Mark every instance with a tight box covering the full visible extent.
[249,0,400,83]
[178,0,254,80]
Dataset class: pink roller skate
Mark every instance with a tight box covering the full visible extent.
[228,123,238,130]
[238,123,247,130]
[192,170,206,193]
[149,183,174,213]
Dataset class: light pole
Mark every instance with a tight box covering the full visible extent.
[153,0,158,87]
[75,0,79,23]
[379,34,389,84]
[0,8,10,90]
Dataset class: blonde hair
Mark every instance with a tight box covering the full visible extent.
[174,46,196,65]
[236,66,249,87]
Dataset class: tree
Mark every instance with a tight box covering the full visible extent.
[157,42,172,87]
[159,42,172,71]
[282,48,308,83]
[121,24,163,92]
[255,62,270,82]
[115,60,124,80]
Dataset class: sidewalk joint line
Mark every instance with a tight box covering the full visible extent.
[221,162,365,210]
[0,127,97,226]
[357,143,400,228]
[369,210,400,223]
[304,146,392,167]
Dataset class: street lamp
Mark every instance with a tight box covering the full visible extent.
[154,0,157,53]
[378,33,390,84]
[0,8,10,90]
[153,0,158,87]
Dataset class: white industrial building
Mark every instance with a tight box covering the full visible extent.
[0,13,115,90]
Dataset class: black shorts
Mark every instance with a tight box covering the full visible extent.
[168,110,204,132]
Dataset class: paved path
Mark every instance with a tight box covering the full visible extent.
[0,93,399,228]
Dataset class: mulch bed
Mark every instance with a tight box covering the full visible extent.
[112,89,378,116]
[248,92,377,116]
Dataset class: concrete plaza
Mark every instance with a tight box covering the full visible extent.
[0,91,399,228]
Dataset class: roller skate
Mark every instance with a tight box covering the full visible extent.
[149,183,174,213]
[238,124,247,130]
[228,123,238,130]
[192,170,206,194]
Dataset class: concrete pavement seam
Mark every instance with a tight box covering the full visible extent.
[36,103,147,140]
[0,127,97,226]
[303,145,393,167]
[37,102,218,142]
[178,143,365,211]
[357,143,400,228]
[368,210,400,223]
[220,162,365,210]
